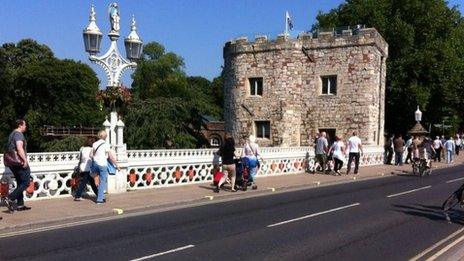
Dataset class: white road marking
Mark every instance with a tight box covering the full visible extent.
[267,203,360,227]
[130,245,195,260]
[446,177,464,184]
[425,234,464,260]
[386,186,431,198]
[410,227,464,261]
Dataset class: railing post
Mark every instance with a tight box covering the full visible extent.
[105,111,128,193]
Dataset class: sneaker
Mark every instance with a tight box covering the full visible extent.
[252,184,258,190]
[74,197,83,201]
[231,189,237,192]
[96,201,105,204]
[213,188,219,193]
[16,205,31,211]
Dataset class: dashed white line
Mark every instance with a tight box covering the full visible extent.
[446,177,464,184]
[386,186,431,198]
[267,203,360,228]
[130,245,195,260]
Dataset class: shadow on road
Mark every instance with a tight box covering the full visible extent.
[393,204,464,225]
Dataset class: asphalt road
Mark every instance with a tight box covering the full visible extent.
[2,164,464,261]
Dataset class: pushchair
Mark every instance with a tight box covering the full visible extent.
[234,158,250,191]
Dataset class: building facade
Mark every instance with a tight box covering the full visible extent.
[223,27,388,147]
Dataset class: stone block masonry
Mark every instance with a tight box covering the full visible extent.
[223,28,388,147]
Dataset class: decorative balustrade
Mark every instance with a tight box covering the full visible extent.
[0,145,384,200]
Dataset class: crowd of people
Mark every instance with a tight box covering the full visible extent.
[213,134,261,193]
[385,134,463,165]
[2,119,120,214]
[312,131,364,175]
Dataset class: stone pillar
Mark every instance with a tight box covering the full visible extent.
[104,111,128,194]
[103,117,111,143]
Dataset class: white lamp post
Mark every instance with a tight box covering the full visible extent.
[83,3,141,193]
[83,3,143,88]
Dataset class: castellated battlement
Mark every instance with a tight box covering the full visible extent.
[223,27,388,148]
[224,28,388,59]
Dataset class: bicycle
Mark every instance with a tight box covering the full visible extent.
[411,158,432,177]
[442,183,464,223]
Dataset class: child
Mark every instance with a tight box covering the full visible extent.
[212,165,227,193]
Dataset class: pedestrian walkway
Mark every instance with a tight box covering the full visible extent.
[1,154,463,232]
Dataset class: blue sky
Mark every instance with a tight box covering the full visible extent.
[0,0,463,88]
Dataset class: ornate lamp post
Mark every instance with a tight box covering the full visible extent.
[83,3,143,88]
[83,3,142,193]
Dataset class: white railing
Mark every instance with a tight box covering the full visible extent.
[0,146,384,200]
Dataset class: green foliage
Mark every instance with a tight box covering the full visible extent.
[41,136,85,152]
[0,39,104,151]
[315,0,464,135]
[127,41,222,149]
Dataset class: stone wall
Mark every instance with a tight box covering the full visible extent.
[223,28,388,147]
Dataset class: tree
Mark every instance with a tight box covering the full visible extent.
[0,39,104,151]
[315,0,464,135]
[127,41,222,149]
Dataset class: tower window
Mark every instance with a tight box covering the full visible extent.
[255,121,270,139]
[321,75,337,95]
[249,77,263,96]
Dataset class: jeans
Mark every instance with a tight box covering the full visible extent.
[434,147,442,162]
[8,165,31,206]
[395,151,403,165]
[96,164,108,202]
[447,150,453,164]
[74,171,98,198]
[249,167,258,183]
[347,152,360,173]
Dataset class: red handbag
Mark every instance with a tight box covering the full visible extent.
[3,150,23,167]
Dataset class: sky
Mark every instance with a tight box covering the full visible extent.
[0,0,463,88]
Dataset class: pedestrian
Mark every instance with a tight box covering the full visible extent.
[328,136,346,175]
[404,136,413,164]
[346,131,363,174]
[433,136,443,162]
[393,134,405,166]
[91,130,120,204]
[441,135,447,160]
[455,134,461,156]
[315,131,329,173]
[73,137,99,201]
[311,133,321,173]
[217,133,236,192]
[4,119,31,212]
[385,134,394,164]
[412,136,421,160]
[444,136,455,164]
[241,135,260,190]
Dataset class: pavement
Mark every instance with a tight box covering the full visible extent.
[1,155,462,233]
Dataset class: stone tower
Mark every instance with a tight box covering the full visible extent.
[223,27,388,147]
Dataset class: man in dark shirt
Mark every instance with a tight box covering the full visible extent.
[4,119,31,212]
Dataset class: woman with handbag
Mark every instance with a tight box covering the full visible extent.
[3,119,31,212]
[242,135,260,190]
[92,130,120,204]
[73,137,98,201]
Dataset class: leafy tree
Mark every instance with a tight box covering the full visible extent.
[0,39,104,151]
[315,0,464,135]
[127,41,222,149]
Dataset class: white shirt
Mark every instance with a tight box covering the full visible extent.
[79,146,93,172]
[92,139,109,166]
[456,138,462,146]
[433,139,441,149]
[242,142,259,158]
[332,141,345,161]
[348,136,362,153]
